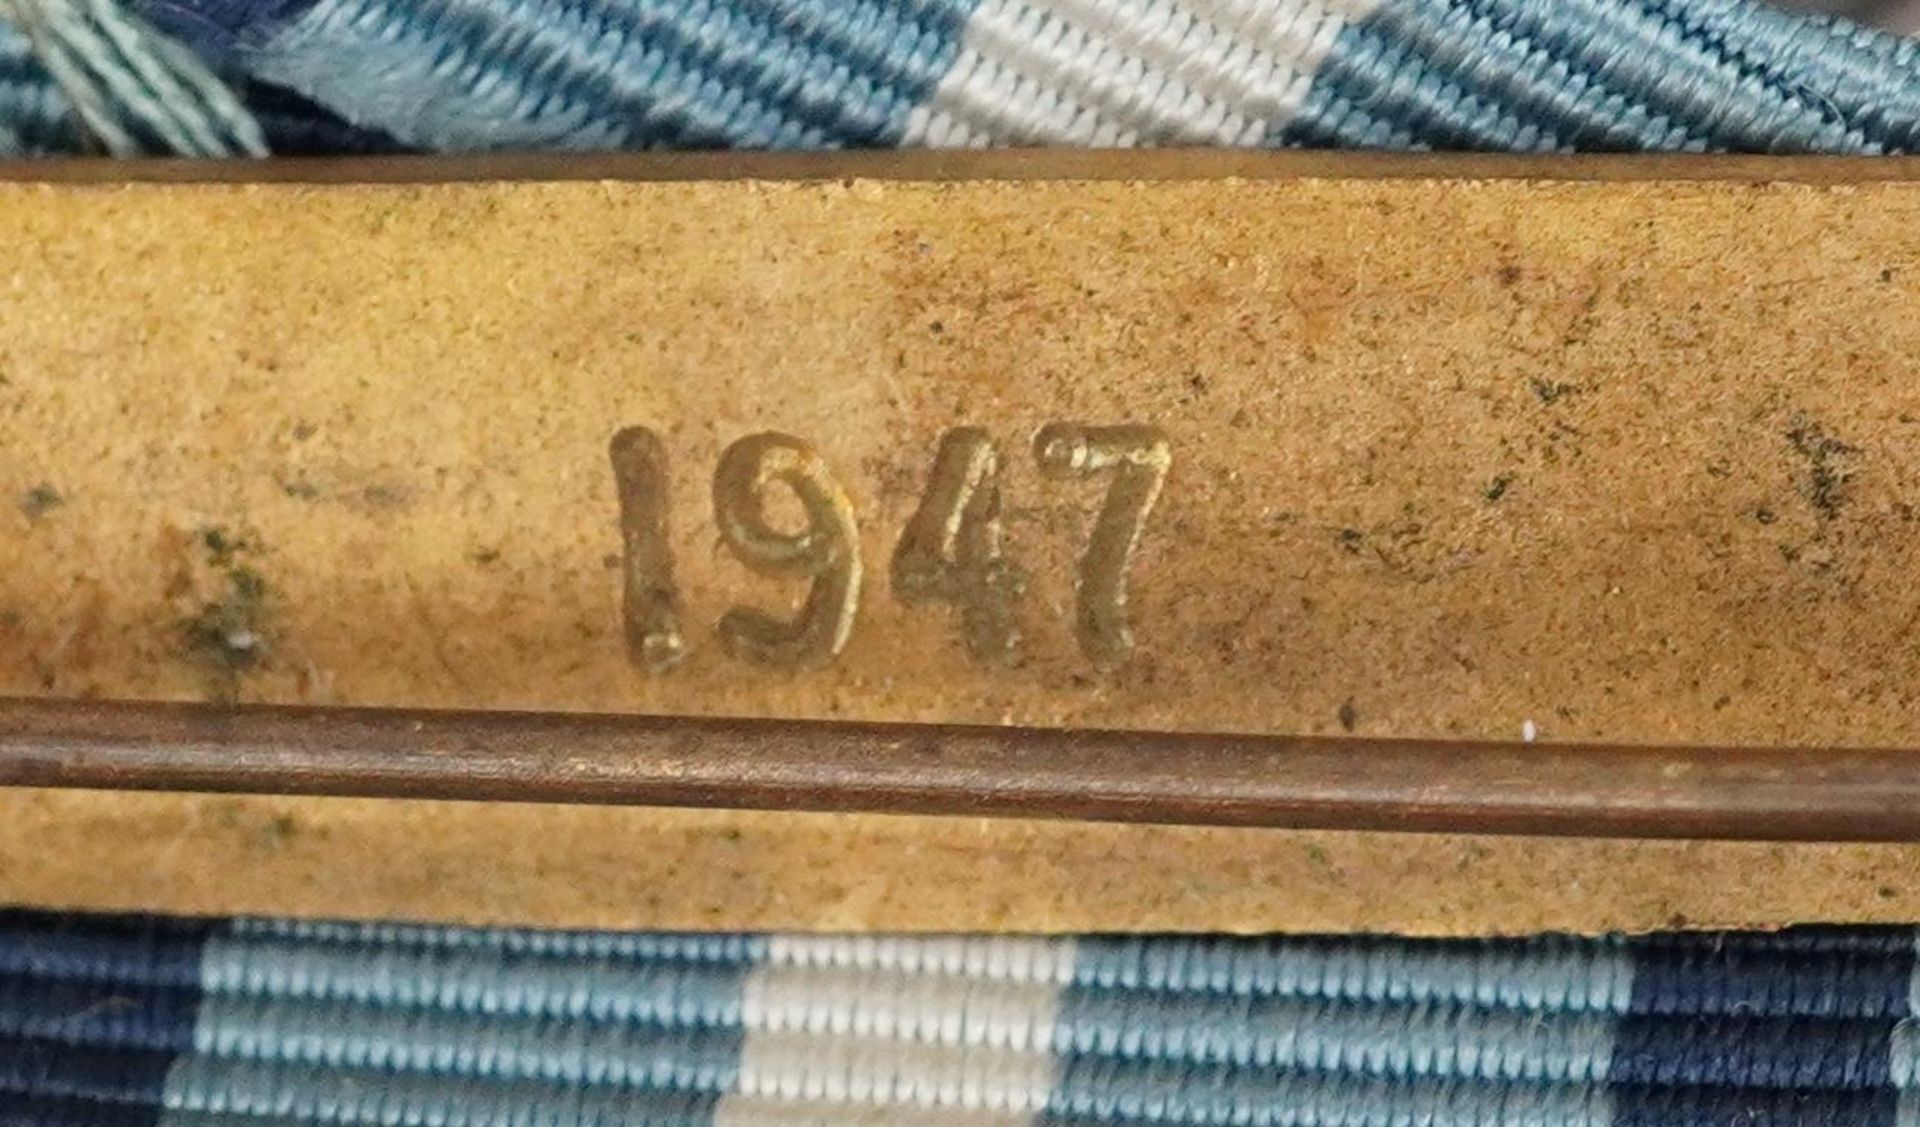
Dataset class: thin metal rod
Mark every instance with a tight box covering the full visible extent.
[0,697,1912,840]
[0,150,1917,186]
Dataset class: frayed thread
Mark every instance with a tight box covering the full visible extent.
[0,0,264,155]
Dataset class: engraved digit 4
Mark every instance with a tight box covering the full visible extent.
[712,432,863,669]
[609,425,686,672]
[892,427,1026,664]
[1034,423,1171,669]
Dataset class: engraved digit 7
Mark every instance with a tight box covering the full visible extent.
[713,432,862,669]
[1034,423,1171,669]
[609,426,686,672]
[892,427,1026,664]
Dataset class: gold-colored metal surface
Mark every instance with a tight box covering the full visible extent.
[0,155,1915,747]
[1,153,1919,933]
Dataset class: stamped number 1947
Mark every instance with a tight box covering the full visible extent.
[611,424,1171,673]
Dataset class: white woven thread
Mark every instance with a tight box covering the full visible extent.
[715,936,1074,1121]
[902,0,1384,146]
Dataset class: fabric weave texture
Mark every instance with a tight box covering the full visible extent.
[12,911,1920,1125]
[0,0,1916,155]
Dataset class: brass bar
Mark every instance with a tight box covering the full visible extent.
[7,161,1920,755]
[0,697,1915,841]
[2,157,1920,929]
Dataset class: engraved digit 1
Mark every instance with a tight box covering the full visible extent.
[1034,423,1171,669]
[610,426,687,672]
[713,432,862,669]
[892,427,1026,664]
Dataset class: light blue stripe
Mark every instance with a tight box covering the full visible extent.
[227,917,770,964]
[203,933,762,1022]
[1274,78,1422,149]
[1327,0,1702,151]
[1071,936,1635,1012]
[1052,936,1628,1124]
[1052,993,1617,1081]
[1043,1066,1614,1127]
[165,922,763,1126]
[154,1115,319,1127]
[189,993,745,1088]
[1481,0,1866,152]
[1658,0,1920,151]
[0,23,78,155]
[1281,0,1879,152]
[162,1057,721,1125]
[241,0,981,150]
[725,0,986,139]
[1278,7,1566,151]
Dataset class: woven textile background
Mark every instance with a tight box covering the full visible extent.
[0,0,1915,155]
[9,911,1920,1125]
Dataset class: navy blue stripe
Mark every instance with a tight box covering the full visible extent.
[1632,927,1918,955]
[242,83,411,156]
[0,1039,177,1106]
[1629,927,1915,1019]
[1611,1084,1898,1127]
[125,0,321,66]
[0,913,216,1125]
[0,978,196,1053]
[1611,1015,1898,1088]
[1613,928,1913,1127]
[0,1096,173,1127]
[0,912,211,989]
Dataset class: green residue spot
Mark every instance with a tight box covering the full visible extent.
[263,812,297,847]
[1784,416,1859,521]
[19,483,61,520]
[180,528,273,699]
[1531,378,1576,405]
[202,527,248,567]
[182,577,267,674]
[230,567,267,603]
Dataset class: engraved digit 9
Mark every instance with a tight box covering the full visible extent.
[712,432,862,669]
[1035,423,1171,669]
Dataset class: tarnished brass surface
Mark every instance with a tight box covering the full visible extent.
[15,699,1920,841]
[1,153,1918,932]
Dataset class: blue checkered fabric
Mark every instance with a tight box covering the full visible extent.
[5,912,1920,1124]
[0,0,1917,155]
